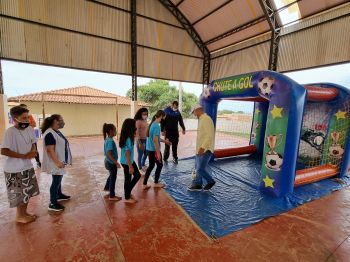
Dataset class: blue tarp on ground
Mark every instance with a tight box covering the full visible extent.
[161,156,350,238]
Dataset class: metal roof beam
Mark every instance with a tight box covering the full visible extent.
[259,0,281,71]
[204,16,266,46]
[191,0,233,26]
[158,0,211,85]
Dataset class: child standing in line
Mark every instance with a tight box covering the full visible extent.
[103,123,122,201]
[143,110,171,190]
[1,106,40,223]
[119,119,141,204]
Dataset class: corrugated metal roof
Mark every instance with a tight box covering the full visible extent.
[7,86,150,106]
[169,0,349,53]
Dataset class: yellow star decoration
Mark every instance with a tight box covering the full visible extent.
[256,109,261,114]
[335,110,346,120]
[270,105,283,119]
[263,175,274,188]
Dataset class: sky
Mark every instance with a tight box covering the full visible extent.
[2,60,350,112]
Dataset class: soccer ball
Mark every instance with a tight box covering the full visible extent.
[202,86,211,99]
[313,135,324,146]
[258,77,275,96]
[329,144,344,157]
[266,152,283,170]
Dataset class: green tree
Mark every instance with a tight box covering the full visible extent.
[127,80,198,118]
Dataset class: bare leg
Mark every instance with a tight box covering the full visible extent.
[16,202,36,224]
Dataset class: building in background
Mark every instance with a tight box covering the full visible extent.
[7,86,149,137]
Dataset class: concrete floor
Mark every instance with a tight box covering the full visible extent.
[0,133,350,261]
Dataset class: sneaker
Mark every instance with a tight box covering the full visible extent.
[173,159,178,164]
[143,184,151,190]
[203,181,216,191]
[48,203,65,212]
[153,182,165,188]
[109,196,122,201]
[124,198,137,204]
[188,185,203,191]
[57,194,71,202]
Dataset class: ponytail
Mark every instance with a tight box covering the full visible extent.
[41,114,61,134]
[103,123,116,140]
[147,110,165,137]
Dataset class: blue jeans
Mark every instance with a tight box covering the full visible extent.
[50,175,63,205]
[137,139,147,169]
[193,151,214,186]
[104,160,118,197]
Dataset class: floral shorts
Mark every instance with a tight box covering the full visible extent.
[4,168,40,208]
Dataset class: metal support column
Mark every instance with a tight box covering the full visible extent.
[158,0,211,85]
[0,60,3,95]
[131,0,137,101]
[259,0,281,71]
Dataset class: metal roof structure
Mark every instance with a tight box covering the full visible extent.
[169,0,348,52]
[0,0,349,99]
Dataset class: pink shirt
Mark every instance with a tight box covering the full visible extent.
[136,120,148,140]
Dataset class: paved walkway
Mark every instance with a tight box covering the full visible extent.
[0,133,349,261]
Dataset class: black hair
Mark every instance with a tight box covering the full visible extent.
[119,118,136,148]
[172,101,179,107]
[147,110,165,137]
[10,106,29,119]
[134,107,149,120]
[19,103,28,108]
[41,114,61,133]
[102,123,116,140]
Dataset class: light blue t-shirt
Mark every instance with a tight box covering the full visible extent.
[120,137,134,165]
[146,122,161,152]
[104,137,118,164]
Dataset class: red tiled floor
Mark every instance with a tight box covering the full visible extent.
[1,134,350,261]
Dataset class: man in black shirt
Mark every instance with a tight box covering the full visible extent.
[161,101,186,164]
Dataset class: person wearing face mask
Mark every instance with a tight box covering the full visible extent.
[143,110,172,189]
[161,101,186,164]
[134,107,149,173]
[188,104,216,192]
[1,106,40,224]
[19,104,42,168]
[41,114,72,212]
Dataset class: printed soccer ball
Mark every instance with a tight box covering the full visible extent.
[258,77,275,96]
[202,87,211,99]
[266,153,283,170]
[329,144,344,157]
[313,135,324,146]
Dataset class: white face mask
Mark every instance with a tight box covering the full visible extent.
[142,115,148,120]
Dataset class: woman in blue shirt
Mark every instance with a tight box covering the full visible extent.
[119,119,141,203]
[103,123,122,201]
[143,110,171,189]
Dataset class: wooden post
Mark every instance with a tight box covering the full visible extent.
[115,97,119,133]
[41,93,45,119]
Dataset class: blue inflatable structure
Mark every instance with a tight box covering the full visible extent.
[162,70,350,237]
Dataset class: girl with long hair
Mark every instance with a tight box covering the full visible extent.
[102,123,122,201]
[134,107,149,172]
[143,110,171,190]
[42,114,72,212]
[119,118,141,203]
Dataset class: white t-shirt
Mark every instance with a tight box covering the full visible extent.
[1,126,37,173]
